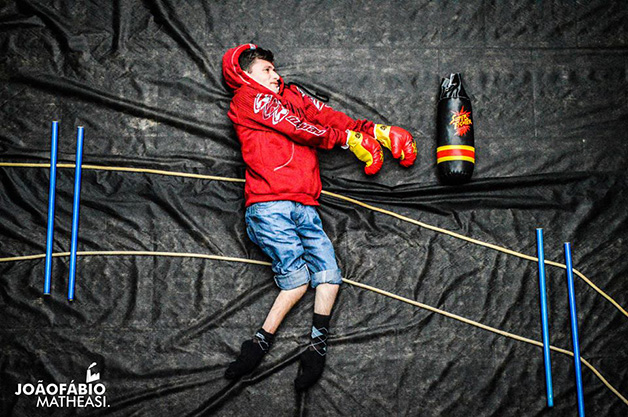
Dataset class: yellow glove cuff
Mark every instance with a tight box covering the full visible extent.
[374,124,393,151]
[346,131,374,167]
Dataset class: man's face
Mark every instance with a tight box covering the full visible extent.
[246,58,280,93]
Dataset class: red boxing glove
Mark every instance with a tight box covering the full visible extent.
[345,130,384,175]
[373,124,417,167]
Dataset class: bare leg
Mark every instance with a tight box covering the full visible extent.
[313,283,339,315]
[262,284,308,334]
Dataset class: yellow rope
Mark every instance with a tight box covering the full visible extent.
[0,249,625,406]
[342,277,628,406]
[1,161,625,319]
[0,250,272,266]
[321,190,628,319]
[0,162,245,183]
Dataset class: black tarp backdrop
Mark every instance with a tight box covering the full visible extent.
[0,0,627,416]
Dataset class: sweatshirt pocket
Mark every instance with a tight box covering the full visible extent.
[273,142,295,171]
[261,135,295,172]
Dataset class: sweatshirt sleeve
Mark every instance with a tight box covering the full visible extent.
[294,86,376,135]
[231,89,346,150]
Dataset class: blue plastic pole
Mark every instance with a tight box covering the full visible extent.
[564,242,585,417]
[44,121,59,295]
[68,126,84,301]
[536,229,553,407]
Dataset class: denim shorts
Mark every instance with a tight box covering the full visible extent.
[245,201,342,290]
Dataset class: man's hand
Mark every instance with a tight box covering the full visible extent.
[345,130,383,175]
[373,124,417,167]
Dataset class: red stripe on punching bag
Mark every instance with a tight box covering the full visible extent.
[437,148,475,160]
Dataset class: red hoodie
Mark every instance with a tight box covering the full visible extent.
[222,44,374,207]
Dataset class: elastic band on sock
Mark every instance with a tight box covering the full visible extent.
[312,313,330,330]
[254,328,274,352]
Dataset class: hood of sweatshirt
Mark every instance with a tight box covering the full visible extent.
[222,43,285,95]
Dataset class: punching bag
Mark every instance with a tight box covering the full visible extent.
[436,73,475,185]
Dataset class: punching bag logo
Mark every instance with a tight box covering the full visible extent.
[449,106,472,136]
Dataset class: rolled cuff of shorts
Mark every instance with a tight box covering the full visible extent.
[310,268,343,288]
[275,264,311,290]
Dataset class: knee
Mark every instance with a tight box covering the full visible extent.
[314,283,340,295]
[282,283,308,298]
[294,283,308,298]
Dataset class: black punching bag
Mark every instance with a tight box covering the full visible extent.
[437,73,475,185]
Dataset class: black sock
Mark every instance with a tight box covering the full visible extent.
[224,328,274,380]
[295,313,330,391]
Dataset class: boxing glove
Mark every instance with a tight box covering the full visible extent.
[345,130,384,175]
[373,124,417,167]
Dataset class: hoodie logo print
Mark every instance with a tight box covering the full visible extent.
[254,94,289,124]
[253,94,326,136]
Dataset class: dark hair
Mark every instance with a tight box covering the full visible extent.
[238,47,274,72]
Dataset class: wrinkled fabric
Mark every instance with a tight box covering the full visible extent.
[0,1,627,416]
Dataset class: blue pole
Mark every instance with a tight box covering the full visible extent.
[68,126,84,301]
[44,121,59,295]
[564,242,585,417]
[536,229,553,407]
